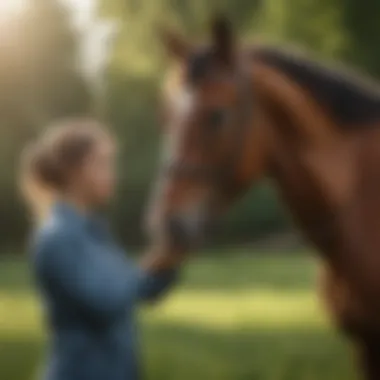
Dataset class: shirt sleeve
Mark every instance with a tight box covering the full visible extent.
[137,267,179,302]
[34,228,143,326]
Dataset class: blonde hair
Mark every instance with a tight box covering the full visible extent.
[20,118,109,222]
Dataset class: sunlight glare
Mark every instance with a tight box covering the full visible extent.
[0,0,28,20]
[59,0,120,95]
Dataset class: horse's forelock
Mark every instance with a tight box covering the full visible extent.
[187,48,214,84]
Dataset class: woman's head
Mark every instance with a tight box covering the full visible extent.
[21,119,116,217]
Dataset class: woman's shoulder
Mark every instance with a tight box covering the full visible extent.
[31,215,81,257]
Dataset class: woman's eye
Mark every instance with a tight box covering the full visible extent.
[208,109,227,129]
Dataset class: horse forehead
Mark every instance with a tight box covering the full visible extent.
[163,86,195,154]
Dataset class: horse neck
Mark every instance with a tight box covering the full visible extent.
[251,63,353,256]
[267,124,340,255]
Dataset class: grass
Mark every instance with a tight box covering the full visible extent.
[0,252,356,380]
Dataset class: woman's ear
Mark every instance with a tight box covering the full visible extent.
[159,27,190,61]
[210,14,235,66]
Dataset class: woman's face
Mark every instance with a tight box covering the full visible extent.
[71,137,117,207]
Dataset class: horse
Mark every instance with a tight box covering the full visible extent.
[146,16,380,380]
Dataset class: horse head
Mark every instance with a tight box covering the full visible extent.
[146,16,270,251]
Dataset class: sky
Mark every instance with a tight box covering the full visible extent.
[59,0,120,92]
[0,0,29,23]
[0,0,120,93]
[59,0,97,31]
[0,0,27,16]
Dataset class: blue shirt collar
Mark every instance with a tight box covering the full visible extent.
[52,201,110,240]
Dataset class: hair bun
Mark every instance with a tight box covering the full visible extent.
[23,140,63,189]
[22,118,107,193]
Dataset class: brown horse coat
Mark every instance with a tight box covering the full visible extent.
[151,20,380,380]
[250,48,380,380]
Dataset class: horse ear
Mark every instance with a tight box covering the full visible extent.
[159,27,190,61]
[211,14,235,66]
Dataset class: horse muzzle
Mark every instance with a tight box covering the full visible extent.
[160,202,216,252]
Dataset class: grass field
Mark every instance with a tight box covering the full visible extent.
[0,252,356,380]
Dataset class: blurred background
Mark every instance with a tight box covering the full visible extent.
[0,0,379,379]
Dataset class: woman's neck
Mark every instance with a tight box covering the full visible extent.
[58,193,93,216]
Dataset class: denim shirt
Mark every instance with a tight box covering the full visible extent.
[31,202,178,380]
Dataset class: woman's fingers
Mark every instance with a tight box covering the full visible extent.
[141,244,186,272]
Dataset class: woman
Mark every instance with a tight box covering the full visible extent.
[21,119,183,380]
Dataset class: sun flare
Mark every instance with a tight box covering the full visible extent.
[0,0,28,19]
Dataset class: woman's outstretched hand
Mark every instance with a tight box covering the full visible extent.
[140,240,187,273]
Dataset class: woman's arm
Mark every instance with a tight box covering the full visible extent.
[137,244,185,302]
[34,227,143,326]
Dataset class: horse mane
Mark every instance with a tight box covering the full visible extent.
[253,46,380,128]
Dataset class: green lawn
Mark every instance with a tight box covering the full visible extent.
[0,252,355,380]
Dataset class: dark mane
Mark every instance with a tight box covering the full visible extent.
[253,46,380,128]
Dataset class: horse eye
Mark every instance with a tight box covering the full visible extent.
[207,109,227,129]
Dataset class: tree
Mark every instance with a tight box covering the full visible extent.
[341,0,380,77]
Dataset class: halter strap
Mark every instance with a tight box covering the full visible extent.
[220,71,254,196]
